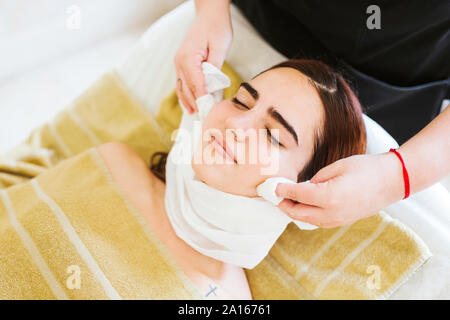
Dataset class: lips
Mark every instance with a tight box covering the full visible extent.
[210,135,237,164]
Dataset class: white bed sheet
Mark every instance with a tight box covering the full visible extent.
[116,0,450,299]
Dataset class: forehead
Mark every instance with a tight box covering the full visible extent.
[249,67,322,109]
[247,67,324,131]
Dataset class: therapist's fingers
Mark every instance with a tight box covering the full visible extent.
[278,199,325,226]
[176,70,197,114]
[275,181,329,207]
[279,199,347,229]
[175,69,191,113]
[206,39,228,71]
[179,55,208,105]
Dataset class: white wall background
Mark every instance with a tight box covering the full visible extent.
[0,0,184,151]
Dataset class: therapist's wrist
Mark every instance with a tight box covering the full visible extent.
[379,151,406,203]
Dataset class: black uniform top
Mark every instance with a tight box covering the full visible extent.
[231,0,450,144]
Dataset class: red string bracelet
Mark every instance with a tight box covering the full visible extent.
[389,148,410,199]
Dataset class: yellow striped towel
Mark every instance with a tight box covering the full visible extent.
[0,148,202,299]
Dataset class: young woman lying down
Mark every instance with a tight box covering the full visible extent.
[0,59,365,299]
[97,59,366,299]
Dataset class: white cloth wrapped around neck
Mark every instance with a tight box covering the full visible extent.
[165,62,317,269]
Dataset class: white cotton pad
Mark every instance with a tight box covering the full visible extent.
[256,177,297,205]
[257,177,319,230]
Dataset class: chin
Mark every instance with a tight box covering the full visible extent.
[191,162,256,197]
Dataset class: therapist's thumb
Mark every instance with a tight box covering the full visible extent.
[275,181,329,207]
[310,159,346,183]
[207,34,231,71]
[207,46,226,71]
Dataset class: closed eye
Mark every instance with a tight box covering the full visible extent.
[232,97,283,147]
[231,97,249,110]
[266,126,284,148]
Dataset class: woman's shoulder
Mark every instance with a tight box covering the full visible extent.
[96,142,163,200]
[97,141,142,168]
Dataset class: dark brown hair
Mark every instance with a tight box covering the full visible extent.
[151,59,366,183]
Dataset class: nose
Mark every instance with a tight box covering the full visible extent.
[225,111,256,142]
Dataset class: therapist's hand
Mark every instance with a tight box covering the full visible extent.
[174,0,233,114]
[275,152,405,228]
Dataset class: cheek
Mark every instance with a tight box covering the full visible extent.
[277,156,301,181]
[257,148,303,182]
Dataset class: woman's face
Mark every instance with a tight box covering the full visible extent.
[192,67,324,197]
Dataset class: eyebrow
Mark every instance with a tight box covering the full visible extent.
[268,107,299,145]
[239,82,299,145]
[240,82,259,100]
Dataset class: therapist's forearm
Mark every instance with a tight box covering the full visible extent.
[194,0,231,15]
[396,106,450,194]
